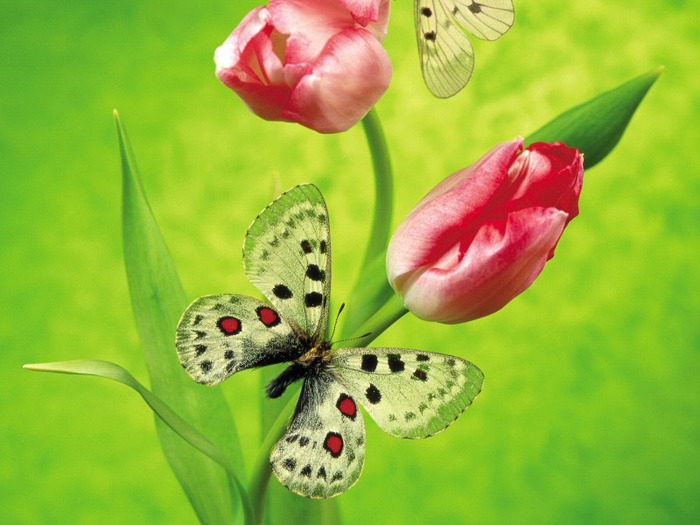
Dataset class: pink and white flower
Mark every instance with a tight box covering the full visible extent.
[215,0,392,133]
[387,138,584,324]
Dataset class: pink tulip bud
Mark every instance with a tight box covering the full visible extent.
[214,0,392,134]
[386,138,584,324]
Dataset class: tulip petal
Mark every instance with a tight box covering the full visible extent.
[400,207,568,323]
[283,28,391,134]
[387,138,523,285]
[269,0,353,64]
[337,0,391,39]
[508,142,584,222]
[215,7,292,121]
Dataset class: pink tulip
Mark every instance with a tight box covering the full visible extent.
[386,138,584,324]
[214,0,392,134]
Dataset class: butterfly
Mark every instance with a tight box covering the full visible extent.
[415,0,515,98]
[175,184,484,498]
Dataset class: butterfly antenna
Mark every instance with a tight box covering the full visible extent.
[329,303,345,342]
[331,332,373,348]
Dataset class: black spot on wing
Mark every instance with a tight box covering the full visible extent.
[361,354,378,372]
[388,354,405,373]
[305,264,325,282]
[366,384,381,404]
[305,292,323,307]
[273,284,293,299]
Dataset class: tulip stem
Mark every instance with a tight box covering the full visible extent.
[342,107,395,337]
[359,107,393,266]
[347,293,409,348]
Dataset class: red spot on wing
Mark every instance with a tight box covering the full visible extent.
[257,307,279,327]
[218,316,241,335]
[324,433,343,457]
[338,397,356,417]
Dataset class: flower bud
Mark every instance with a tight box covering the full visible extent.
[215,0,392,133]
[387,138,584,323]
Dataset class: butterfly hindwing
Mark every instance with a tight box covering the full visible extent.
[176,294,299,385]
[270,373,365,499]
[243,184,331,341]
[331,347,484,438]
[415,0,514,98]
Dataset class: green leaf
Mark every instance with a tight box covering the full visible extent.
[116,111,246,524]
[24,360,254,525]
[525,66,663,169]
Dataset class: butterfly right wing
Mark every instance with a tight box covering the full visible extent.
[448,0,514,41]
[270,373,365,499]
[331,347,484,438]
[176,294,299,385]
[415,0,475,98]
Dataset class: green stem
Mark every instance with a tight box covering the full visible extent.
[248,385,300,524]
[359,107,393,267]
[347,293,409,348]
[342,108,395,337]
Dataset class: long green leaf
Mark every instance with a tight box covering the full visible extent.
[23,360,254,525]
[116,111,245,524]
[526,66,663,169]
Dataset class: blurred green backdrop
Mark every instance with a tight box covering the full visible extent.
[2,0,698,523]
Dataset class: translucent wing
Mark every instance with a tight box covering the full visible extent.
[271,373,365,498]
[331,347,484,438]
[449,0,515,41]
[416,0,474,99]
[176,294,300,385]
[415,0,514,98]
[244,184,331,341]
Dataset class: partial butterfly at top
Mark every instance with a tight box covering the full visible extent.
[176,184,484,498]
[415,0,515,98]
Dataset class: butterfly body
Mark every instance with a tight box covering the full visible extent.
[176,184,484,498]
[415,0,515,98]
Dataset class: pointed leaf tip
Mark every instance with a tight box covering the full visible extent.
[525,66,662,169]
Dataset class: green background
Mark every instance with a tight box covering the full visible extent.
[2,0,698,523]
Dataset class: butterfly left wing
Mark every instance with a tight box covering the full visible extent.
[244,184,331,341]
[331,347,484,438]
[176,294,299,385]
[415,0,475,98]
[270,373,365,498]
[415,0,515,98]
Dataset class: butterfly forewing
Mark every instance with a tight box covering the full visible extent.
[176,294,298,385]
[415,0,514,98]
[331,348,484,438]
[244,184,331,341]
[416,0,475,98]
[271,373,365,498]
